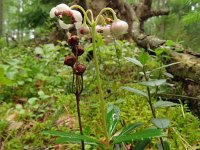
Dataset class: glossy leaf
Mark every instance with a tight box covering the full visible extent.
[42,130,104,147]
[119,122,143,136]
[134,138,151,150]
[154,101,179,109]
[106,105,120,136]
[125,57,143,67]
[121,86,148,98]
[151,118,170,129]
[139,79,166,87]
[112,129,164,144]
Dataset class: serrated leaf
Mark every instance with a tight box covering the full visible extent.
[151,118,170,129]
[125,57,143,67]
[42,131,104,147]
[139,53,149,65]
[106,105,120,136]
[112,129,164,144]
[139,79,166,87]
[154,101,179,109]
[134,138,151,150]
[119,122,143,136]
[121,86,148,98]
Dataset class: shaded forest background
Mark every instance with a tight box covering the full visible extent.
[0,0,200,51]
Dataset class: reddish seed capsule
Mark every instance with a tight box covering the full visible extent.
[72,45,84,56]
[73,63,86,75]
[64,55,76,66]
[67,35,79,47]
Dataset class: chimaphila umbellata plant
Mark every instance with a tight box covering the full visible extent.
[43,3,165,150]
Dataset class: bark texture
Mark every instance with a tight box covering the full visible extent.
[75,0,200,116]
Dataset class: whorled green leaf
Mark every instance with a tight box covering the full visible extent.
[139,79,166,87]
[121,86,148,98]
[112,129,164,145]
[42,130,104,147]
[154,101,179,109]
[125,57,143,67]
[151,118,170,129]
[119,122,143,136]
[134,138,151,150]
[106,105,120,136]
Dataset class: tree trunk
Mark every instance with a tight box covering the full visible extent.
[75,0,200,116]
[0,0,3,37]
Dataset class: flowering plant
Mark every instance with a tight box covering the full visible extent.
[43,3,164,150]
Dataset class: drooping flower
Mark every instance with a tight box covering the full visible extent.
[111,20,128,36]
[102,25,111,37]
[78,25,90,35]
[95,25,103,33]
[56,3,70,12]
[50,4,83,30]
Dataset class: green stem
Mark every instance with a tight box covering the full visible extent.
[95,7,118,24]
[91,23,109,148]
[142,67,165,150]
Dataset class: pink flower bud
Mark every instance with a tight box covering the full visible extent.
[102,25,111,36]
[95,25,103,33]
[111,20,128,36]
[78,25,90,35]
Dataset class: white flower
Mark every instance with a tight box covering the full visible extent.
[50,7,58,18]
[111,20,128,36]
[56,3,70,12]
[71,10,83,29]
[59,20,73,29]
[50,4,83,30]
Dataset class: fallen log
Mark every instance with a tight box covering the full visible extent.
[74,0,200,116]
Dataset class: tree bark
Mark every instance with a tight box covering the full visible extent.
[0,0,3,37]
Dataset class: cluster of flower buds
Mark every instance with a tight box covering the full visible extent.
[50,3,129,37]
[64,35,86,75]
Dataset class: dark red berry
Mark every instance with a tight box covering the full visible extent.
[67,35,79,47]
[64,55,76,66]
[72,45,84,56]
[73,63,86,75]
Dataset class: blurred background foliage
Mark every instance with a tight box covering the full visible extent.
[0,0,199,50]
